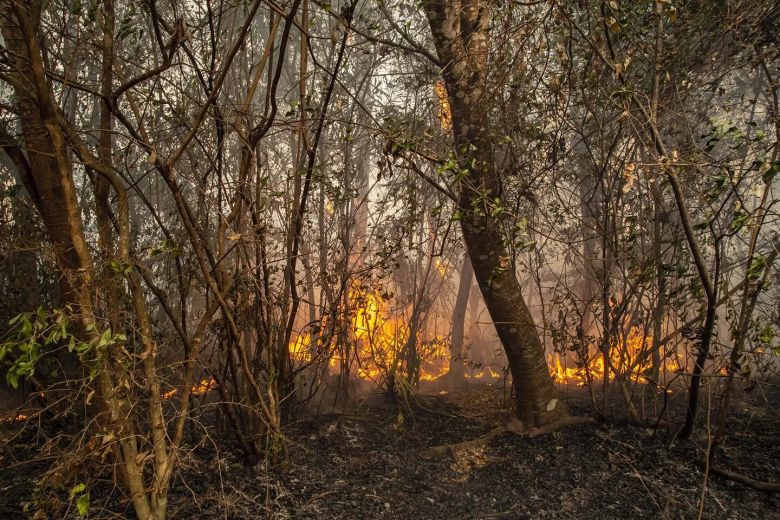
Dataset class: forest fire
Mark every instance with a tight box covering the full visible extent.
[289,333,312,363]
[1,1,776,518]
[464,366,503,381]
[350,286,400,381]
[289,288,686,388]
[548,330,682,386]
[291,293,684,388]
[289,284,452,384]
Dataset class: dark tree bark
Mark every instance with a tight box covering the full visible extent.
[423,0,568,427]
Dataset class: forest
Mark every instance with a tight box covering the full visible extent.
[0,0,779,518]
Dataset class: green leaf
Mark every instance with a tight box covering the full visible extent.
[98,329,112,348]
[730,212,749,232]
[747,255,766,281]
[762,161,779,184]
[69,483,86,500]
[759,324,774,344]
[77,493,90,516]
[489,204,504,218]
[7,371,19,389]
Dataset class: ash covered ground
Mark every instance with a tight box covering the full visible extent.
[2,382,779,519]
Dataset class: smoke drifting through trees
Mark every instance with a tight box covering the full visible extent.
[0,0,778,517]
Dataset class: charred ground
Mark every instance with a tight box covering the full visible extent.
[2,382,778,519]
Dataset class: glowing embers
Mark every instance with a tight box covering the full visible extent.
[191,378,216,396]
[161,378,217,400]
[548,329,683,386]
[0,413,29,424]
[418,339,450,382]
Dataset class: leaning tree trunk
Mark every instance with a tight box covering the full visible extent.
[0,4,94,317]
[424,0,567,428]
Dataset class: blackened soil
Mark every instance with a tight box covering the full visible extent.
[2,382,779,519]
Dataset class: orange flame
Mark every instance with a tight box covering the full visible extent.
[548,329,682,385]
[290,333,312,362]
[288,288,680,389]
[0,413,29,424]
[463,366,503,381]
[350,285,403,381]
[161,378,217,400]
[289,283,451,383]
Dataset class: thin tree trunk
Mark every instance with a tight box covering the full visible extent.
[448,256,473,389]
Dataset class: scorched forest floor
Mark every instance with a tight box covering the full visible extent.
[1,382,779,519]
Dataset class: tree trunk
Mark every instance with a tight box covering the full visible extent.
[448,256,472,388]
[679,299,717,439]
[0,3,94,317]
[576,140,601,338]
[649,180,667,388]
[424,1,567,428]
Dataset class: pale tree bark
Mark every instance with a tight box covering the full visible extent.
[0,1,94,317]
[423,0,567,427]
[1,3,180,517]
[448,255,472,388]
[0,132,42,311]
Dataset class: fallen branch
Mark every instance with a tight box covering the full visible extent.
[516,415,594,436]
[303,490,339,507]
[418,415,593,460]
[699,460,780,493]
[418,425,505,460]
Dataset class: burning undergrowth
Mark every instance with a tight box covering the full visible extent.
[287,282,467,387]
[283,279,688,396]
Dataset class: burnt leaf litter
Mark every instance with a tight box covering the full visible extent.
[1,383,779,519]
